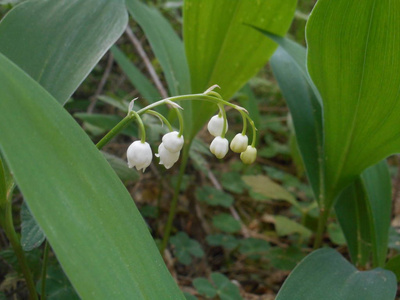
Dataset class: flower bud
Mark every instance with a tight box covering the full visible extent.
[207,115,228,137]
[210,136,229,159]
[127,141,152,172]
[162,131,184,153]
[240,146,257,164]
[156,143,180,169]
[230,133,248,153]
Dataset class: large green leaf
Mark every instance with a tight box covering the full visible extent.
[0,53,184,299]
[183,0,297,137]
[0,0,128,104]
[335,161,392,267]
[270,42,323,202]
[125,0,191,97]
[276,248,397,300]
[307,0,400,199]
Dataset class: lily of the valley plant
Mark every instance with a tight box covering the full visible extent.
[97,86,258,171]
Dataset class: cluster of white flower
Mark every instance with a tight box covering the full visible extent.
[207,114,257,164]
[127,131,184,172]
[123,87,257,173]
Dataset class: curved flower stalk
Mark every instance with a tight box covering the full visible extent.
[96,85,258,172]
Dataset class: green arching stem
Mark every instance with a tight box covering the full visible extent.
[249,117,257,147]
[96,114,135,149]
[96,92,255,150]
[239,110,248,136]
[160,140,191,254]
[130,110,146,143]
[40,241,50,300]
[145,110,173,132]
[174,107,184,137]
[218,104,227,138]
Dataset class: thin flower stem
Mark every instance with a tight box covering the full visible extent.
[145,110,173,131]
[2,199,38,300]
[239,110,248,136]
[40,241,50,300]
[160,140,191,254]
[96,114,135,149]
[174,107,184,137]
[130,110,146,143]
[218,104,227,139]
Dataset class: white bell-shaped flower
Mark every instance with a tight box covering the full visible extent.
[162,131,184,153]
[230,133,248,153]
[210,136,229,159]
[156,143,180,169]
[240,145,257,164]
[127,141,153,172]
[207,115,228,137]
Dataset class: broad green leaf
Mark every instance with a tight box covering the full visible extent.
[125,0,191,96]
[335,161,392,267]
[196,186,234,208]
[307,0,400,199]
[243,175,301,209]
[269,43,323,202]
[276,248,397,300]
[21,201,45,251]
[212,214,241,233]
[0,53,184,299]
[0,0,128,104]
[183,0,296,137]
[111,46,161,102]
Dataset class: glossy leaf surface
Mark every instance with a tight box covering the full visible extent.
[0,53,184,299]
[307,0,400,199]
[276,248,397,300]
[0,0,128,104]
[183,0,297,137]
[270,42,322,202]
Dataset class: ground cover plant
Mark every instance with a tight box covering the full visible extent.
[0,0,400,299]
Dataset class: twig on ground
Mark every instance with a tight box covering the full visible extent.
[125,26,168,99]
[87,52,114,113]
